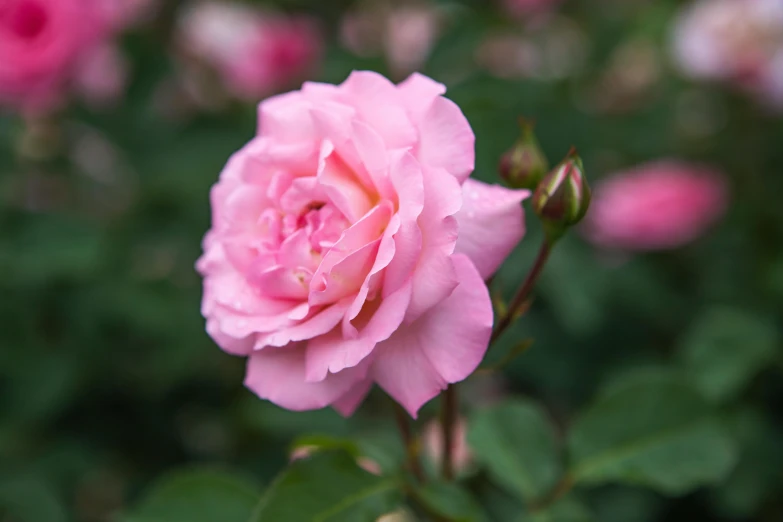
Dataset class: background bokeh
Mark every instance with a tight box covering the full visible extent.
[1,0,782,521]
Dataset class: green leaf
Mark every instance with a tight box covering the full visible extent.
[121,468,260,522]
[467,399,561,501]
[291,434,362,458]
[250,450,403,522]
[678,307,778,403]
[568,372,738,495]
[414,482,487,522]
[708,409,783,518]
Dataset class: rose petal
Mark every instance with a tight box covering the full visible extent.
[305,281,413,382]
[416,96,475,182]
[254,298,352,349]
[341,70,417,149]
[245,343,369,411]
[317,141,374,222]
[332,378,373,417]
[398,72,446,122]
[371,254,492,417]
[402,166,462,321]
[455,179,529,279]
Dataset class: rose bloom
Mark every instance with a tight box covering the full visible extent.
[672,0,783,107]
[197,71,528,417]
[582,161,728,251]
[176,1,321,101]
[0,0,117,113]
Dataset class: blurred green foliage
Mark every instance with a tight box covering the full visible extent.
[1,0,782,521]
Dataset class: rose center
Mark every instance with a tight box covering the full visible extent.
[6,1,48,40]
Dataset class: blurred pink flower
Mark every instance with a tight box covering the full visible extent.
[0,0,115,114]
[340,1,444,79]
[672,0,783,107]
[476,17,587,80]
[423,417,474,474]
[582,161,728,251]
[176,1,322,101]
[73,43,128,108]
[197,71,529,417]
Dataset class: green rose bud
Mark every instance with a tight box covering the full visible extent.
[498,119,549,190]
[533,149,591,242]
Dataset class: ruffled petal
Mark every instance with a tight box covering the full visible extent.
[398,72,446,122]
[332,378,373,417]
[341,70,417,149]
[305,282,412,382]
[416,97,475,182]
[317,141,373,222]
[254,299,352,349]
[455,179,529,279]
[244,343,370,412]
[403,166,462,321]
[371,254,492,417]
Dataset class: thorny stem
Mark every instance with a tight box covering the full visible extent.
[393,400,425,483]
[441,384,458,480]
[490,239,553,345]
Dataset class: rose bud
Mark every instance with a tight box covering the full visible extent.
[532,149,591,241]
[499,119,549,190]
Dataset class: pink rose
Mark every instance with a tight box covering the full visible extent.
[197,71,529,417]
[176,1,321,101]
[0,0,111,113]
[582,161,728,251]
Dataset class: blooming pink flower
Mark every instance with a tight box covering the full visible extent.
[582,161,728,251]
[0,0,114,113]
[672,0,783,107]
[176,1,321,101]
[197,71,529,417]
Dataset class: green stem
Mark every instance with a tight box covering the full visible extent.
[392,401,425,483]
[490,240,553,345]
[441,384,458,481]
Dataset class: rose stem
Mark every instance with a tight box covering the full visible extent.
[441,384,458,480]
[393,401,425,483]
[490,240,552,345]
[439,240,553,482]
